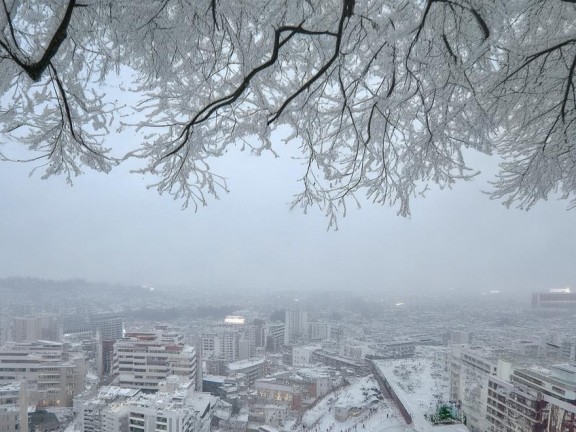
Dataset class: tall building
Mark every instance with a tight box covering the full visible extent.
[449,347,497,432]
[308,321,330,341]
[113,330,197,392]
[0,340,86,407]
[12,314,61,342]
[201,326,240,362]
[486,375,547,432]
[284,309,308,345]
[265,322,285,352]
[63,313,124,340]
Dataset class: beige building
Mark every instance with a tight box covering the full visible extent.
[0,340,86,407]
[113,330,197,392]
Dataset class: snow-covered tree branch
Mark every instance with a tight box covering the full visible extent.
[1,0,575,224]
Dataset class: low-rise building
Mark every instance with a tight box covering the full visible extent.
[0,382,28,432]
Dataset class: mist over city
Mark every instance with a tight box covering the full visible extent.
[1,2,576,432]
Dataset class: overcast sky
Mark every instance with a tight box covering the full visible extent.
[0,130,574,296]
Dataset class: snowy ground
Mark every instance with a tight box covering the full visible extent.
[283,375,408,432]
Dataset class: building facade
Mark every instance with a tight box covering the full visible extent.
[113,331,197,392]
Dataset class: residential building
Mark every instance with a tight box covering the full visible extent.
[201,327,239,362]
[265,323,285,353]
[12,314,60,342]
[486,375,547,432]
[112,331,197,392]
[0,382,28,432]
[0,340,86,407]
[284,310,308,345]
[75,385,216,432]
[449,347,497,432]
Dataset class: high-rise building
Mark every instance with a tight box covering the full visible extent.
[201,326,240,362]
[265,322,285,352]
[63,313,124,340]
[449,347,497,432]
[12,314,61,342]
[113,330,197,392]
[486,375,548,432]
[284,309,308,345]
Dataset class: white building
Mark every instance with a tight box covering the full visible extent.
[226,358,266,385]
[202,331,238,362]
[449,347,497,432]
[126,391,216,432]
[113,331,197,392]
[76,385,216,432]
[292,346,319,366]
[0,382,28,432]
[284,310,308,345]
[0,340,86,407]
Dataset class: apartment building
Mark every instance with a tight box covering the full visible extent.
[0,382,28,432]
[0,340,86,407]
[449,347,497,432]
[126,391,215,432]
[226,358,266,385]
[284,310,308,345]
[112,331,197,392]
[264,322,285,353]
[201,326,240,362]
[76,386,216,432]
[486,375,547,432]
[12,314,60,342]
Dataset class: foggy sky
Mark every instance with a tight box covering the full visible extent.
[0,131,574,296]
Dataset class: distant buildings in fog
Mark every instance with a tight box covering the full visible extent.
[532,287,576,309]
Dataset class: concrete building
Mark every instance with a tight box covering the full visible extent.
[284,310,308,345]
[12,314,60,342]
[126,391,215,432]
[113,331,197,392]
[63,313,124,340]
[0,340,86,407]
[449,347,497,432]
[485,362,576,432]
[75,385,216,432]
[254,369,331,412]
[292,346,319,366]
[265,323,285,353]
[0,382,28,432]
[201,327,240,362]
[226,358,266,385]
[74,386,139,432]
[486,375,547,432]
[308,322,330,342]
